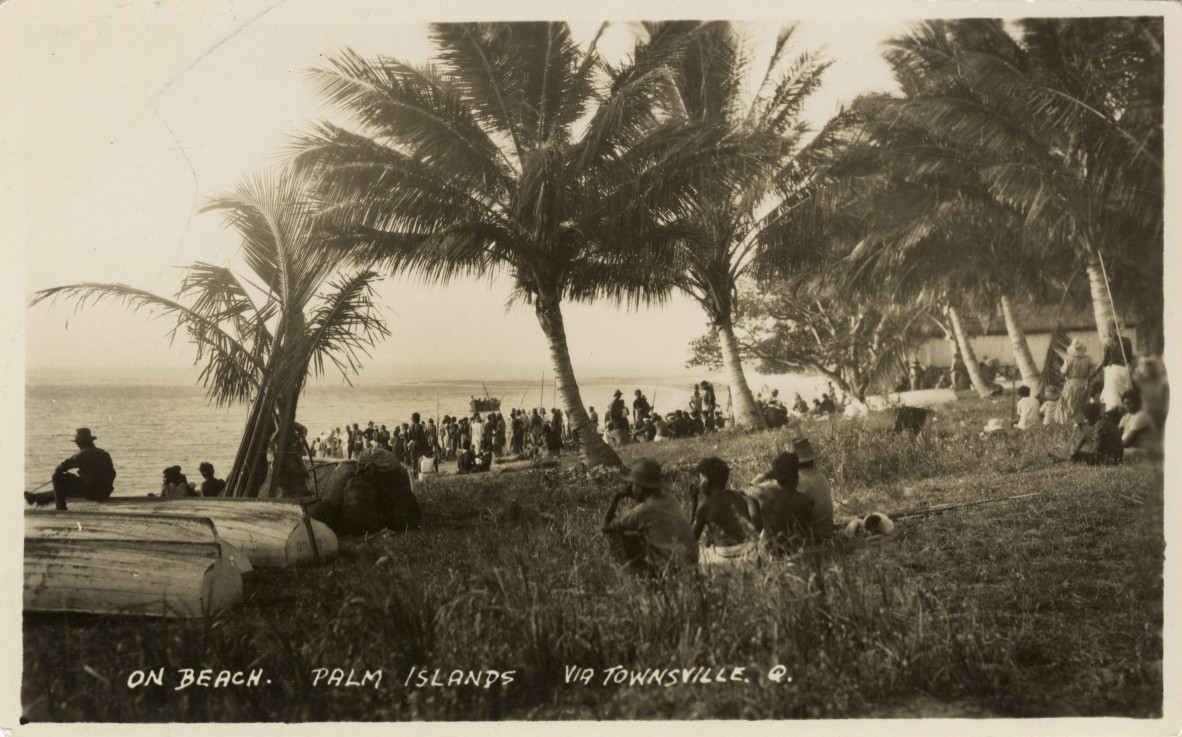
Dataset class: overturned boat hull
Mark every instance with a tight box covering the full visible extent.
[24,538,243,618]
[69,498,338,568]
[25,510,252,574]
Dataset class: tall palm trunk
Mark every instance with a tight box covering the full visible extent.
[225,383,271,497]
[264,373,309,498]
[535,294,623,469]
[716,315,766,430]
[229,320,290,498]
[947,305,991,398]
[1000,294,1041,395]
[1086,252,1119,357]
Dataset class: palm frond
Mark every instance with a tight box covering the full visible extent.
[301,270,391,381]
[31,282,263,405]
[304,49,516,187]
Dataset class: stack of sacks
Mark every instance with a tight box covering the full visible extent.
[307,447,422,535]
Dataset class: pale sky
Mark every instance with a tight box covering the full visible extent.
[3,0,1171,386]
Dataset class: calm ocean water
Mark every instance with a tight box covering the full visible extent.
[24,376,822,495]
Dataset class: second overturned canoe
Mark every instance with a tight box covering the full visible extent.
[71,498,338,568]
[24,539,243,618]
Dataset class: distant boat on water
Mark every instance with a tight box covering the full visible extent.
[469,396,501,413]
[469,383,501,413]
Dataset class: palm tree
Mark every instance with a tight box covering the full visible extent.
[293,22,734,467]
[882,18,1163,357]
[658,24,833,429]
[31,170,390,497]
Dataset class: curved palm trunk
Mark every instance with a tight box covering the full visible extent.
[1086,253,1119,357]
[717,316,767,430]
[1000,294,1041,395]
[947,306,991,398]
[535,295,623,469]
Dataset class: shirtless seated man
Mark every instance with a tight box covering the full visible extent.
[690,456,758,563]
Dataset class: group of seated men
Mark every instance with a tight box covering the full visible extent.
[601,438,834,578]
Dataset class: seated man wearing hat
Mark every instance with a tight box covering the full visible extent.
[691,457,758,564]
[26,427,117,510]
[793,438,835,542]
[744,451,815,556]
[602,459,698,578]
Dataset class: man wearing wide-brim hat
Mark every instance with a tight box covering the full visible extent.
[602,458,697,577]
[744,451,814,556]
[792,438,835,541]
[25,427,117,510]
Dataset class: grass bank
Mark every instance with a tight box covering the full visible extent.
[22,397,1163,721]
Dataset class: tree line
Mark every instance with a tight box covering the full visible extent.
[33,18,1163,492]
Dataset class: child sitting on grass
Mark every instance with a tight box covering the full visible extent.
[1015,385,1041,431]
[1071,403,1124,465]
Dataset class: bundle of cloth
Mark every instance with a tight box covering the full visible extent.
[307,447,422,535]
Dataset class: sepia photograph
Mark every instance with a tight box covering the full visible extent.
[2,0,1175,731]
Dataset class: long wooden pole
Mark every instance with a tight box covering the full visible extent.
[889,491,1046,521]
[1097,252,1129,364]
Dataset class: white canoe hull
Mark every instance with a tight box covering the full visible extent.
[71,498,338,568]
[25,510,252,574]
[24,539,243,618]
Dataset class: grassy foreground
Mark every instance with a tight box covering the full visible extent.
[22,397,1164,721]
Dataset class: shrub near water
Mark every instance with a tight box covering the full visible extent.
[22,397,1162,720]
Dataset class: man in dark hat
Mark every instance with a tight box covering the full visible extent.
[26,428,116,510]
[792,438,834,541]
[744,451,814,555]
[602,458,697,577]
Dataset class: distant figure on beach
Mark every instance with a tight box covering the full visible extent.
[1060,339,1092,422]
[691,456,757,565]
[609,389,627,428]
[1119,389,1161,460]
[408,412,429,476]
[588,406,599,435]
[700,381,717,417]
[1040,386,1066,426]
[792,392,808,415]
[652,412,671,441]
[602,459,698,578]
[909,359,924,391]
[26,427,117,510]
[1100,338,1134,413]
[160,465,197,498]
[1071,404,1124,466]
[688,385,703,418]
[744,452,814,556]
[632,389,651,424]
[1015,385,1041,431]
[529,409,544,450]
[198,462,226,497]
